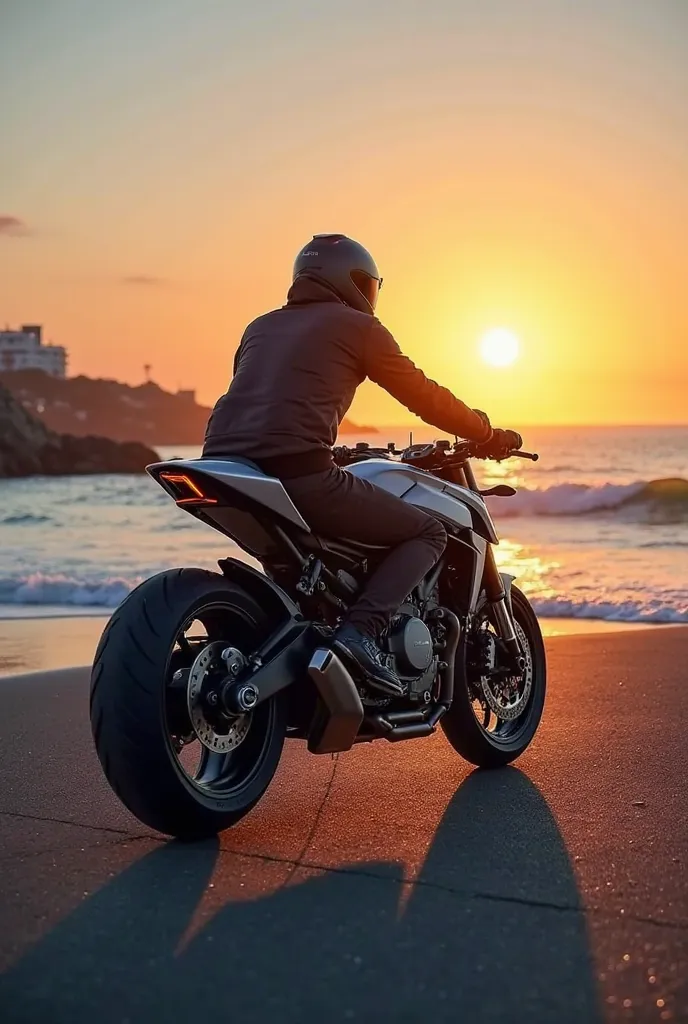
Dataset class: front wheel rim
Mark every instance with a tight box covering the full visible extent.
[468,617,537,744]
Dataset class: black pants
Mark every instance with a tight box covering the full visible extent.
[283,467,447,637]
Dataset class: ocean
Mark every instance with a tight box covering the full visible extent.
[1,425,686,624]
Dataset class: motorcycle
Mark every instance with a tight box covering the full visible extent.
[90,438,547,838]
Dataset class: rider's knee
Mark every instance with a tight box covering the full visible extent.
[423,517,447,558]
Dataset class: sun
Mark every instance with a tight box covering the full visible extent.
[479,328,520,367]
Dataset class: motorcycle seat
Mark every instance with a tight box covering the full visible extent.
[199,455,387,555]
[200,454,263,473]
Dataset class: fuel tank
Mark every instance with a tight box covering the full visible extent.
[346,459,498,543]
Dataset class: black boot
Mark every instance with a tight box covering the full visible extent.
[334,625,404,696]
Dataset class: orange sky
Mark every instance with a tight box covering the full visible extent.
[1,1,686,424]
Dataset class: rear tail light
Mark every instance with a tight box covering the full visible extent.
[159,472,218,506]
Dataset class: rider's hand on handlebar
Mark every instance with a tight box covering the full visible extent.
[474,428,523,461]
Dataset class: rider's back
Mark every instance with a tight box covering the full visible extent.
[204,271,492,469]
[203,276,369,463]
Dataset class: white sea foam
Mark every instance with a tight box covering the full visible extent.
[0,573,139,610]
[0,572,685,623]
[529,595,688,624]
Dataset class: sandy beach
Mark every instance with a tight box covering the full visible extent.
[0,625,686,1022]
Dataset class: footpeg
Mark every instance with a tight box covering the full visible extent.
[307,648,364,754]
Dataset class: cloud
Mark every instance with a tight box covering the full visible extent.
[0,215,29,237]
[120,274,170,287]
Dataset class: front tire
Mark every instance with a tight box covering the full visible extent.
[441,585,546,767]
[90,568,286,838]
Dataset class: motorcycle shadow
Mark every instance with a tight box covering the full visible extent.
[0,768,601,1024]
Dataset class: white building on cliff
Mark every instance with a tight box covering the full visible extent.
[0,325,67,377]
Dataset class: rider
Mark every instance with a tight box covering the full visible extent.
[203,234,522,691]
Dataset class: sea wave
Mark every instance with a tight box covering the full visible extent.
[0,573,140,609]
[0,572,685,624]
[488,477,688,520]
[0,513,52,526]
[530,595,688,624]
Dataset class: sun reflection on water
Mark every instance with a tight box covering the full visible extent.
[492,537,561,601]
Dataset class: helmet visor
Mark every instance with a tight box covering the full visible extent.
[351,271,383,311]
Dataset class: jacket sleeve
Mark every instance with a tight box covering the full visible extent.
[232,339,244,376]
[363,320,493,442]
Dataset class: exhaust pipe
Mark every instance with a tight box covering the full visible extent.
[307,648,364,754]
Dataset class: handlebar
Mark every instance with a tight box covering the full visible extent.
[333,439,539,468]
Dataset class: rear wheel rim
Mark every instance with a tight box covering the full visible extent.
[164,599,274,799]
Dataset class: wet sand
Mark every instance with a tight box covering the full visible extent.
[0,612,657,678]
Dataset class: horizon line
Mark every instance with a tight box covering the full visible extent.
[369,422,688,430]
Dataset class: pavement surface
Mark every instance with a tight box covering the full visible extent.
[0,627,686,1023]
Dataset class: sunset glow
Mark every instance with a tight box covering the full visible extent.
[479,329,520,368]
[1,2,686,425]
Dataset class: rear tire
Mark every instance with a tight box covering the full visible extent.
[441,585,546,767]
[90,568,286,838]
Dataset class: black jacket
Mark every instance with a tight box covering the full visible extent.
[203,277,492,474]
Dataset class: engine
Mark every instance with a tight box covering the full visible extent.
[383,613,438,701]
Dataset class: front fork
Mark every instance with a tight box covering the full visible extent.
[482,547,525,671]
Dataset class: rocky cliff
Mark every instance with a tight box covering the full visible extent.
[0,370,377,445]
[0,371,209,445]
[0,383,158,478]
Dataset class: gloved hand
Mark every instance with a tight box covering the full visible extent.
[474,428,523,460]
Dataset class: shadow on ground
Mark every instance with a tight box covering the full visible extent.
[0,768,601,1023]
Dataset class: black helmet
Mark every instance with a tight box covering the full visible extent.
[293,234,383,314]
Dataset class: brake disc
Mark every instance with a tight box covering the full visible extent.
[187,641,251,753]
[480,621,533,721]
